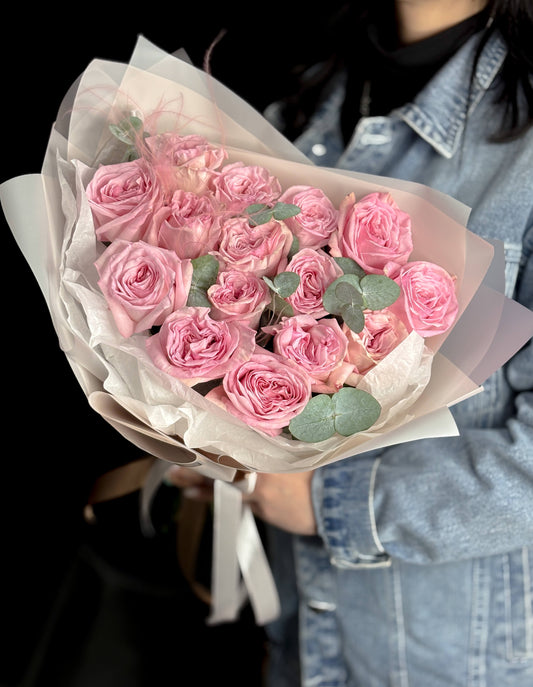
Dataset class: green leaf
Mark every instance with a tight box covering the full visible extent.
[263,276,276,292]
[252,210,274,226]
[122,146,140,162]
[262,272,300,317]
[289,387,381,442]
[187,255,219,307]
[334,279,364,306]
[271,202,301,221]
[109,115,144,146]
[331,387,381,436]
[360,274,401,310]
[191,255,219,289]
[245,201,301,226]
[288,235,300,259]
[288,395,336,442]
[340,304,365,333]
[271,292,295,317]
[323,274,362,316]
[322,289,343,316]
[186,288,211,308]
[245,204,267,214]
[244,203,270,226]
[272,272,300,298]
[334,256,366,278]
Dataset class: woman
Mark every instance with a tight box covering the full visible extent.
[169,1,533,685]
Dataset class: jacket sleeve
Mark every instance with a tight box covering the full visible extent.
[312,226,533,567]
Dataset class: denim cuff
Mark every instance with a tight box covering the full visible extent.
[312,454,391,569]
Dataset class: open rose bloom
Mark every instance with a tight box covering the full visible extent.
[2,37,533,624]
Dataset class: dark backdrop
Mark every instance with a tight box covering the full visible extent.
[0,6,345,685]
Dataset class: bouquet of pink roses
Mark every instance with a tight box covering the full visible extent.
[87,117,460,446]
[3,36,533,624]
[2,34,532,472]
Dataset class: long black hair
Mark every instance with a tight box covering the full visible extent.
[273,0,533,143]
[480,0,533,140]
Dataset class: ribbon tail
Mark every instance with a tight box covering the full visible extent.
[237,505,281,625]
[207,479,281,627]
[206,479,245,625]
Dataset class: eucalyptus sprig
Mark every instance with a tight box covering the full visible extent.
[324,257,401,333]
[289,387,381,442]
[245,201,301,226]
[263,271,300,318]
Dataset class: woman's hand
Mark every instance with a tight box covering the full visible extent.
[165,466,317,536]
[242,472,317,536]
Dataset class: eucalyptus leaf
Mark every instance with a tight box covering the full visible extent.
[322,288,344,316]
[288,235,300,259]
[245,204,266,214]
[244,203,271,226]
[186,288,212,308]
[334,256,366,278]
[190,254,219,289]
[335,280,364,307]
[289,386,381,442]
[361,274,401,310]
[340,304,366,333]
[331,387,381,436]
[271,292,295,317]
[335,273,363,293]
[288,395,336,442]
[273,272,300,298]
[249,210,274,226]
[263,276,276,292]
[109,116,144,146]
[323,274,362,315]
[186,255,219,307]
[245,201,301,227]
[122,147,140,162]
[271,202,301,220]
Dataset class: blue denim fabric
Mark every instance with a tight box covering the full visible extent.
[266,30,533,687]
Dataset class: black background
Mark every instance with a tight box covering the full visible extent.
[1,5,345,685]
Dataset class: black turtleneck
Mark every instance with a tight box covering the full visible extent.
[340,7,490,142]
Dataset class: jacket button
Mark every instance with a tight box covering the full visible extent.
[311,143,327,157]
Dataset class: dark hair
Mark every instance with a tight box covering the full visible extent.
[480,0,533,140]
[275,0,533,142]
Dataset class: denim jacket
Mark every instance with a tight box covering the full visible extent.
[266,30,533,687]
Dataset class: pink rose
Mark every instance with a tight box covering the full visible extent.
[212,216,293,277]
[286,248,344,318]
[330,191,413,276]
[279,185,338,250]
[145,306,256,386]
[149,190,222,259]
[205,348,312,436]
[212,161,282,213]
[396,261,459,337]
[146,133,227,195]
[95,240,193,338]
[86,159,164,243]
[207,269,272,329]
[264,315,353,393]
[343,308,409,376]
[147,133,226,169]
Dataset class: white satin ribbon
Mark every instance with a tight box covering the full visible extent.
[207,478,281,626]
[140,460,280,626]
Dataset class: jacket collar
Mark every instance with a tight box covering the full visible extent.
[397,31,507,158]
